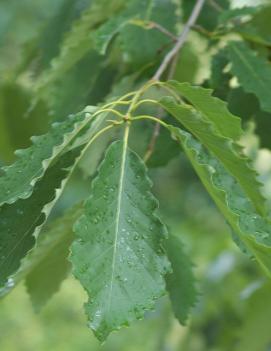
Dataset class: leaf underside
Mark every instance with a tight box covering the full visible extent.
[159,87,265,216]
[71,140,170,341]
[170,126,271,277]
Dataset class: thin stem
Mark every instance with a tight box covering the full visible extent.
[132,115,169,129]
[121,83,145,145]
[102,91,137,109]
[93,108,124,120]
[167,51,179,80]
[87,124,115,146]
[148,21,178,42]
[152,0,206,80]
[192,24,213,37]
[144,114,162,162]
[132,99,160,111]
[103,100,133,107]
[152,81,182,102]
[73,123,119,171]
[128,80,157,115]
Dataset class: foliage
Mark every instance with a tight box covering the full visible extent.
[1,0,271,349]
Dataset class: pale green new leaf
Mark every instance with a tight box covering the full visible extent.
[226,41,271,113]
[159,95,265,215]
[169,127,271,276]
[0,108,96,206]
[0,148,80,290]
[70,140,170,341]
[25,205,82,311]
[164,233,197,325]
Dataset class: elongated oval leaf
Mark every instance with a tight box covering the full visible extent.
[70,140,170,341]
[0,148,80,290]
[226,41,271,113]
[169,126,271,277]
[218,6,260,25]
[0,108,96,206]
[165,81,242,141]
[0,205,82,302]
[119,0,177,67]
[159,95,265,215]
[35,0,126,97]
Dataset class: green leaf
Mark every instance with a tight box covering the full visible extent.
[35,0,125,97]
[159,93,265,216]
[172,44,199,84]
[95,15,130,55]
[0,148,80,290]
[227,87,259,122]
[235,5,271,46]
[226,41,271,113]
[147,124,180,168]
[209,49,231,99]
[70,140,170,341]
[25,205,82,311]
[0,107,96,206]
[218,6,260,25]
[169,127,271,277]
[182,0,230,32]
[46,51,106,119]
[165,81,242,141]
[37,0,88,70]
[119,0,177,67]
[164,233,197,325]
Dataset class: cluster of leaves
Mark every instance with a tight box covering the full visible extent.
[1,0,271,348]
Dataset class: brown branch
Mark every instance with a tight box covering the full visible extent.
[144,115,162,163]
[152,0,206,81]
[148,21,178,42]
[192,24,213,37]
[144,0,206,162]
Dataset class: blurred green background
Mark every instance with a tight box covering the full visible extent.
[1,0,271,350]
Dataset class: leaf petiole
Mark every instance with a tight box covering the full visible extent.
[132,115,169,129]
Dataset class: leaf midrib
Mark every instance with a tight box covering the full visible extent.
[108,138,128,311]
